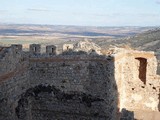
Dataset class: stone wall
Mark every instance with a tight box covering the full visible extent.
[113,49,160,113]
[0,44,160,120]
[0,45,29,120]
[0,44,119,120]
[27,54,118,120]
[0,45,25,74]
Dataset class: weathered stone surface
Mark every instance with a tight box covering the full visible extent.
[63,44,74,52]
[74,40,102,55]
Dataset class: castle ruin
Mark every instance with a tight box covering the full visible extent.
[0,41,160,120]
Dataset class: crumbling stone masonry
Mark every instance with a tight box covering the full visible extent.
[0,42,160,120]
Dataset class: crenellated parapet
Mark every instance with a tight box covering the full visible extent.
[0,41,102,57]
[29,44,58,56]
[10,44,23,56]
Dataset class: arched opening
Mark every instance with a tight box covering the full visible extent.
[135,57,147,84]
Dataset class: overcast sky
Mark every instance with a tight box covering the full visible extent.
[0,0,160,26]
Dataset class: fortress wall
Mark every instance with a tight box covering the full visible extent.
[29,55,115,94]
[29,56,90,92]
[114,56,126,111]
[0,45,30,120]
[115,51,160,112]
[0,45,26,75]
[1,43,159,120]
[26,55,118,120]
[0,65,29,120]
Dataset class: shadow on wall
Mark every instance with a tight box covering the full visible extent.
[14,50,134,120]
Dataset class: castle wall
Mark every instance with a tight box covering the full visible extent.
[0,45,24,75]
[0,45,30,120]
[114,50,160,112]
[0,71,29,120]
[27,55,118,120]
[1,43,160,120]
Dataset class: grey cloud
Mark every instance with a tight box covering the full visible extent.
[137,13,159,17]
[75,12,160,18]
[92,13,128,17]
[27,8,52,12]
[108,13,159,17]
[71,12,120,17]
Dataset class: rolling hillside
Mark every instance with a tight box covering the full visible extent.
[124,28,160,51]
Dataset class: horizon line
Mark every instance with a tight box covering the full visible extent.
[0,22,159,28]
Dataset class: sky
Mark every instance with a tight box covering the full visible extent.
[0,0,160,26]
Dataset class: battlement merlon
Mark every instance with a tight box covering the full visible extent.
[11,44,22,50]
[29,44,58,55]
[63,44,74,52]
[29,44,41,53]
[11,44,23,54]
[46,45,57,55]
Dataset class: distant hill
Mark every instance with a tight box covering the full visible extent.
[95,27,160,53]
[0,24,158,53]
[0,24,152,37]
[123,28,160,52]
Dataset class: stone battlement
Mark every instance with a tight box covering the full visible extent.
[0,40,102,56]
